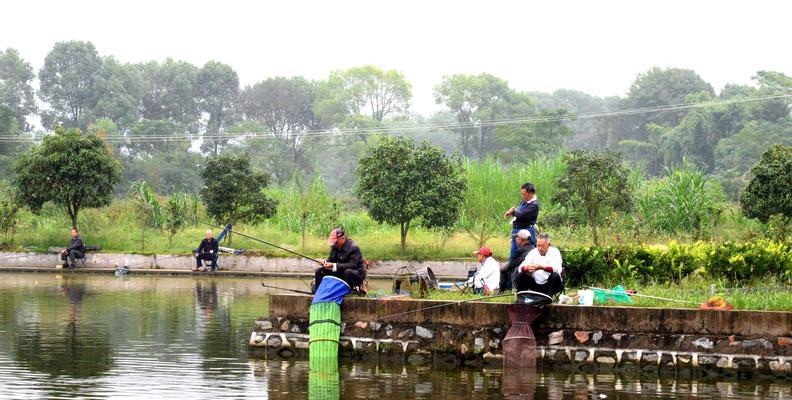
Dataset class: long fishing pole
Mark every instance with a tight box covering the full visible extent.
[184,216,322,265]
[587,287,700,305]
[261,282,313,295]
[377,292,515,321]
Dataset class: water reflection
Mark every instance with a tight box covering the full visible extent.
[0,272,789,399]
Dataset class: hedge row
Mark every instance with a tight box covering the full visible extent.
[560,240,792,287]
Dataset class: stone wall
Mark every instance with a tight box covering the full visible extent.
[249,294,792,378]
[0,251,473,279]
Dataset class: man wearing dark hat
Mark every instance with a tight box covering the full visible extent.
[313,228,367,293]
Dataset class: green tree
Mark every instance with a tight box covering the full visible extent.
[239,77,323,179]
[163,193,191,246]
[356,136,465,253]
[38,41,103,129]
[554,150,632,245]
[13,127,120,228]
[93,56,144,132]
[138,59,200,131]
[315,65,411,131]
[0,181,20,243]
[0,48,37,131]
[740,145,792,236]
[197,61,239,156]
[199,153,277,243]
[129,180,163,250]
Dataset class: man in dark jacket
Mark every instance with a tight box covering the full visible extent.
[499,229,535,293]
[504,182,539,261]
[313,228,366,292]
[61,228,86,268]
[193,230,219,272]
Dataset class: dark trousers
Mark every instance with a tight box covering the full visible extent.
[61,250,84,267]
[313,267,364,292]
[195,252,217,270]
[514,271,564,297]
[499,268,515,293]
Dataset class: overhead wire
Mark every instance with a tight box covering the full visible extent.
[2,93,790,143]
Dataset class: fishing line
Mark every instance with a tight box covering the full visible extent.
[260,282,313,295]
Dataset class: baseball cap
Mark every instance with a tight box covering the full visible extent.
[327,228,345,245]
[474,247,492,257]
[516,229,531,239]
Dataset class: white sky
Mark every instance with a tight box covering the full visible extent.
[2,0,790,115]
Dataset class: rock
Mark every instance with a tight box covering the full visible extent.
[385,325,394,338]
[698,356,718,366]
[574,351,589,362]
[460,344,468,354]
[548,330,564,345]
[622,351,640,362]
[369,321,382,331]
[734,358,756,369]
[339,339,352,348]
[778,337,792,347]
[293,340,309,349]
[611,333,625,343]
[253,334,265,344]
[398,329,414,339]
[280,320,290,332]
[493,328,502,334]
[692,337,713,350]
[641,353,659,364]
[742,338,773,350]
[482,352,503,366]
[407,353,428,365]
[256,320,273,330]
[340,322,346,333]
[266,335,282,347]
[575,331,590,344]
[596,356,616,364]
[290,325,301,333]
[489,339,500,350]
[474,337,485,353]
[592,331,603,344]
[544,349,557,359]
[416,326,434,339]
[769,361,792,373]
[716,357,732,368]
[677,355,691,364]
[354,321,368,330]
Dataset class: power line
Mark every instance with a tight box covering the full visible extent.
[1,93,789,143]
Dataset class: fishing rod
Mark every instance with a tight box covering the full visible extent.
[261,282,313,295]
[184,216,323,265]
[377,292,515,321]
[587,287,700,305]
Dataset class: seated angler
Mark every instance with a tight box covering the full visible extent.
[514,233,564,298]
[469,247,500,295]
[313,229,366,293]
[499,229,535,294]
[60,228,86,269]
[193,230,219,272]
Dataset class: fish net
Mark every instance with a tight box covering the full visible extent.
[503,303,543,368]
[309,300,342,366]
[308,369,340,400]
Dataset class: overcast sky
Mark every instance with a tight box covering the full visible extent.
[2,0,790,115]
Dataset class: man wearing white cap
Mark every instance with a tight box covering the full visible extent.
[313,228,366,293]
[499,229,535,293]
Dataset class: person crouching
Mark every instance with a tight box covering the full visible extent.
[313,229,366,293]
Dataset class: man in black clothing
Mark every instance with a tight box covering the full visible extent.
[504,182,540,261]
[313,228,366,292]
[499,229,535,293]
[193,230,219,272]
[61,228,86,268]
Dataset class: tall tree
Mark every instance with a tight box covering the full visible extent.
[356,136,466,253]
[13,127,120,228]
[38,41,103,130]
[0,48,37,131]
[199,153,277,243]
[138,59,200,131]
[740,145,792,223]
[93,57,144,132]
[554,150,632,245]
[196,61,239,156]
[315,65,412,130]
[239,77,323,179]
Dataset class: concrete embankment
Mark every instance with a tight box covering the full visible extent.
[0,251,472,279]
[250,294,792,378]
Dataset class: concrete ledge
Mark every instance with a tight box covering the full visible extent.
[0,251,473,279]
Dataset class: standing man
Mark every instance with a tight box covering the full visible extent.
[313,229,366,293]
[60,228,85,269]
[515,233,564,297]
[499,229,535,293]
[469,247,500,295]
[193,230,219,272]
[504,183,539,262]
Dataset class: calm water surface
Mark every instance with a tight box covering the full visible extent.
[0,272,790,399]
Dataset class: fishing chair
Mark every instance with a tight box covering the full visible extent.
[70,245,100,269]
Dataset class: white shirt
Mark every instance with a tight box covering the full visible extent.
[519,246,563,285]
[472,256,500,291]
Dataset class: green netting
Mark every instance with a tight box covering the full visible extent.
[308,370,340,400]
[309,301,342,363]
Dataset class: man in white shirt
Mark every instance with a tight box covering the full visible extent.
[469,247,500,295]
[515,233,564,297]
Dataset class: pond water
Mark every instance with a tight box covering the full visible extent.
[0,272,789,399]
